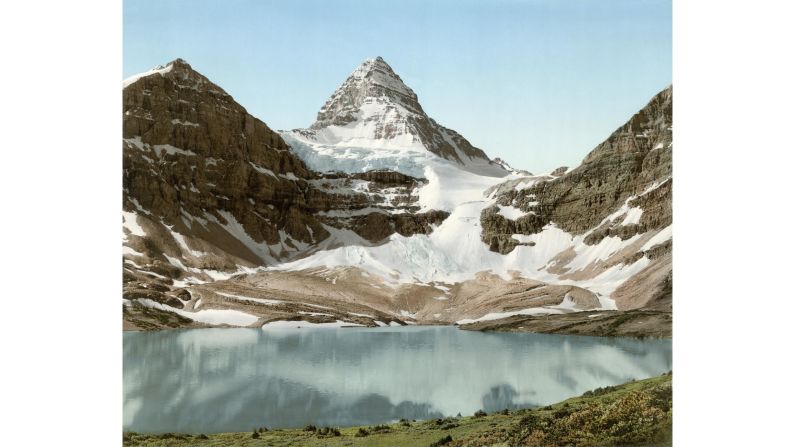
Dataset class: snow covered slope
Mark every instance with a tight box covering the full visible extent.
[274,168,656,308]
[281,57,508,178]
[122,59,455,329]
[274,86,674,313]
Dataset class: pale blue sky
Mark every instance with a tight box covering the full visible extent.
[124,0,671,173]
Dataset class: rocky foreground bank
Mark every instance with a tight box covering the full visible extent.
[123,373,672,447]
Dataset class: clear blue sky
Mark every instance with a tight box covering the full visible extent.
[124,0,671,173]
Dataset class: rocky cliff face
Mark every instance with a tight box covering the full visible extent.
[482,86,672,241]
[305,170,449,243]
[122,59,448,312]
[123,58,326,255]
[480,86,673,309]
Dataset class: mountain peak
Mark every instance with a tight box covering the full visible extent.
[170,57,190,66]
[286,58,506,177]
[122,57,231,99]
[312,57,420,129]
[356,56,390,73]
[123,58,195,89]
[360,56,384,65]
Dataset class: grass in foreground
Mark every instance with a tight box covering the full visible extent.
[123,373,672,447]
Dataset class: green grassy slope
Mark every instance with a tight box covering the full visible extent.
[124,373,672,447]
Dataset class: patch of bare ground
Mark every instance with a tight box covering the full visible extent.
[459,309,672,339]
[122,300,208,331]
[124,267,615,330]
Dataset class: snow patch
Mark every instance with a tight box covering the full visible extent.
[216,210,278,263]
[152,144,196,157]
[456,307,565,325]
[621,207,644,226]
[261,320,364,329]
[249,162,277,178]
[497,205,529,220]
[122,211,146,241]
[169,229,205,257]
[122,246,144,257]
[641,225,673,251]
[123,63,174,88]
[171,119,199,127]
[137,298,259,326]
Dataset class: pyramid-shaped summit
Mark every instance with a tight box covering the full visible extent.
[312,57,424,128]
[283,57,506,177]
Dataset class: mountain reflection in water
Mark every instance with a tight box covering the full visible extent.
[123,326,672,433]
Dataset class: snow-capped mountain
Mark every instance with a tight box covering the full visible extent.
[281,57,508,178]
[121,59,452,327]
[121,57,672,332]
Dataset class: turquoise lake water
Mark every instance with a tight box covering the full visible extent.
[123,326,672,433]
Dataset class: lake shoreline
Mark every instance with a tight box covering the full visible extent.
[123,309,671,339]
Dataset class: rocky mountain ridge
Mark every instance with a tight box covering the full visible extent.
[122,58,672,331]
[122,59,449,318]
[480,86,672,309]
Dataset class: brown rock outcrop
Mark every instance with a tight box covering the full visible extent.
[482,86,673,252]
[122,59,451,291]
[123,59,328,259]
